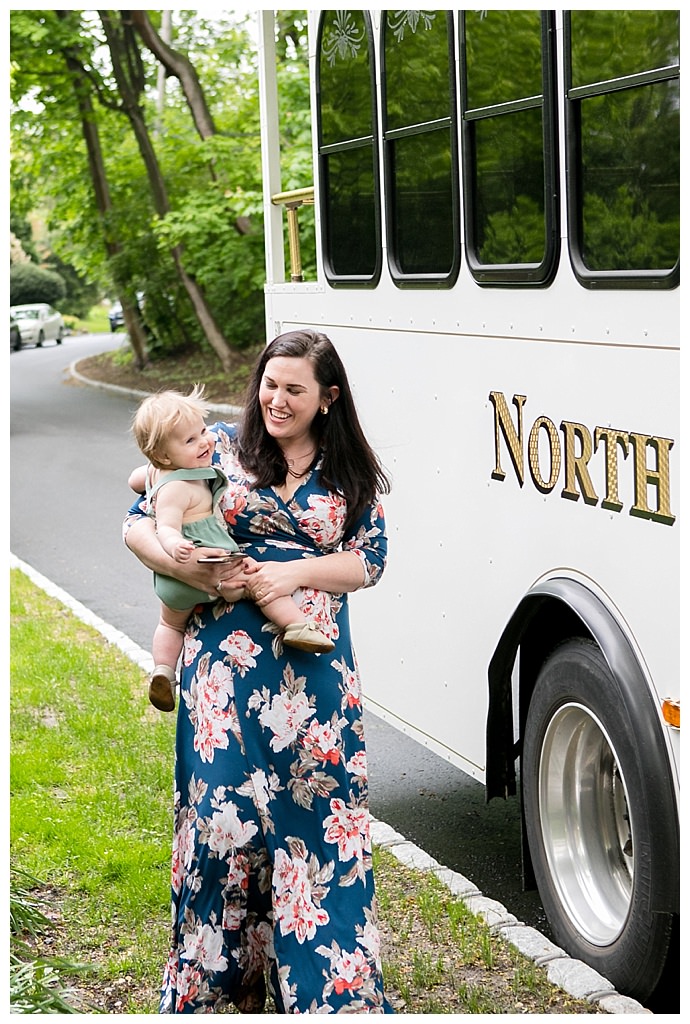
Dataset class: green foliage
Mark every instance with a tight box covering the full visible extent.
[480,195,545,265]
[10,262,67,306]
[45,252,101,319]
[9,9,314,361]
[64,303,111,335]
[10,867,92,1013]
[10,954,87,1014]
[10,868,53,937]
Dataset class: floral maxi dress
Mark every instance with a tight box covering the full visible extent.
[128,423,393,1014]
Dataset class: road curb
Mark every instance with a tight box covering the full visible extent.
[11,555,651,1013]
[69,359,244,417]
[370,815,649,1014]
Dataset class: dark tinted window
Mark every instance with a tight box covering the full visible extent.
[382,10,458,282]
[317,11,380,283]
[460,10,558,284]
[566,11,679,284]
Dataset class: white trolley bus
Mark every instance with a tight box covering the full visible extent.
[256,9,679,1003]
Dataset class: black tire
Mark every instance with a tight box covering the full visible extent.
[522,638,675,1002]
[36,330,44,348]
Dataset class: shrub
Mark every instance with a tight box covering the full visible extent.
[10,263,66,307]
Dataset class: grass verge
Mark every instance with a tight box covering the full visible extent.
[10,567,601,1013]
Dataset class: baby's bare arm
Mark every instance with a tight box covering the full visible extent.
[128,464,148,493]
[155,481,198,562]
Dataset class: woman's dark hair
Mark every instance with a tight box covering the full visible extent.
[239,330,390,531]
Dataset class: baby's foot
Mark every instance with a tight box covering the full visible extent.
[149,665,177,712]
[282,622,335,654]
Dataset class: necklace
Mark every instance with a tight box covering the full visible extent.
[285,447,317,479]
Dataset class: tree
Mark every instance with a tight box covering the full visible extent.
[98,10,237,372]
[10,10,314,363]
[53,9,149,366]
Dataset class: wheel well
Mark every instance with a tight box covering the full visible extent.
[486,576,679,910]
[486,588,589,804]
[517,601,590,744]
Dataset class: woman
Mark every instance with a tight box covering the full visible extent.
[124,330,393,1014]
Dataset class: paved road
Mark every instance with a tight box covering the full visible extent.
[10,333,545,931]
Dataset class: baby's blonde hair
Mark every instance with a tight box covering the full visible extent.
[131,384,209,469]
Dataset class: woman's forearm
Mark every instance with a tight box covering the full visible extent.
[245,550,366,603]
[297,550,367,593]
[125,516,175,574]
[125,516,243,594]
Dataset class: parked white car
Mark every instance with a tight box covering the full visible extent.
[10,315,22,351]
[10,303,65,347]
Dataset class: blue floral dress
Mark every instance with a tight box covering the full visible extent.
[127,423,392,1014]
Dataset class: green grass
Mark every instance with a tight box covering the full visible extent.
[10,568,601,1014]
[10,569,174,1012]
[63,303,112,335]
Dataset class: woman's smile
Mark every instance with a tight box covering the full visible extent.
[259,356,323,449]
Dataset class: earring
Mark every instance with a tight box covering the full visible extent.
[320,404,329,415]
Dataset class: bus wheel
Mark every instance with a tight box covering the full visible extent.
[522,638,674,1003]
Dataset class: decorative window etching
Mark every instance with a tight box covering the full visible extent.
[387,10,436,42]
[322,11,365,64]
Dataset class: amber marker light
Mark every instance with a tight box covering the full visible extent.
[661,699,680,729]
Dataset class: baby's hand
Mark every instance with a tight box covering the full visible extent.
[172,538,196,562]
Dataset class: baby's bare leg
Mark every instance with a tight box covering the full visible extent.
[152,604,192,670]
[262,596,334,654]
[262,594,307,629]
[149,604,192,712]
[242,557,333,653]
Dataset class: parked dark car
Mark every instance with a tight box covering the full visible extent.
[109,301,124,331]
[10,314,22,351]
[108,291,145,332]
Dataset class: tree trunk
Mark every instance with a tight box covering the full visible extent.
[127,10,217,141]
[56,15,149,369]
[128,11,251,236]
[99,10,235,373]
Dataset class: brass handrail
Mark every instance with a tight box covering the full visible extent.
[271,187,315,282]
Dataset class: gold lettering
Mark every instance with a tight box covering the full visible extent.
[629,433,676,525]
[594,427,630,513]
[528,416,560,492]
[488,392,675,527]
[489,392,526,485]
[560,421,598,505]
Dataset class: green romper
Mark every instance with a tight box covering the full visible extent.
[147,466,240,611]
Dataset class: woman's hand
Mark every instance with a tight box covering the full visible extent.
[126,518,245,597]
[242,560,305,608]
[241,551,365,608]
[197,550,248,596]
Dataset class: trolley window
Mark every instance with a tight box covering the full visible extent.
[565,10,679,289]
[460,10,558,286]
[382,10,459,285]
[317,11,381,285]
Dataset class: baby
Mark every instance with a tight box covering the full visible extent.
[129,385,334,712]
